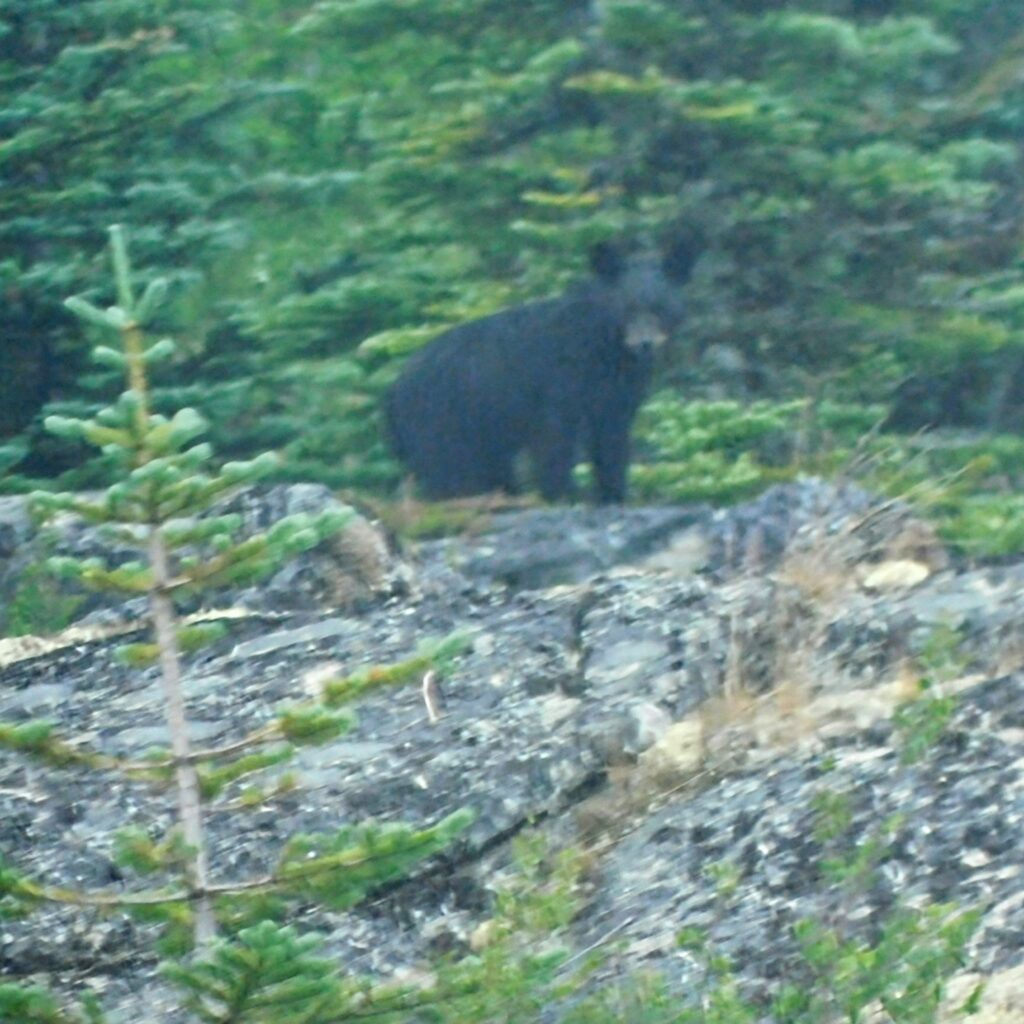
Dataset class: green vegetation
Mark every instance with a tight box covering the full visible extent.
[815,430,1024,559]
[2,0,1023,553]
[4,546,85,638]
[777,781,981,1024]
[894,623,965,764]
[630,397,804,503]
[0,823,981,1023]
[777,903,980,1024]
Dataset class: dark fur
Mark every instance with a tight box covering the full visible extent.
[386,239,698,503]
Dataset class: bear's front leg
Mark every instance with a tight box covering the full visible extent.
[532,411,580,502]
[589,412,633,504]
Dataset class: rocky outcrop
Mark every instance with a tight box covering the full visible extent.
[1,480,1021,1021]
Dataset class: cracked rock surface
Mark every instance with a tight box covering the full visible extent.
[1,480,1022,1021]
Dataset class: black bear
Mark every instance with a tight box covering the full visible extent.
[385,237,699,504]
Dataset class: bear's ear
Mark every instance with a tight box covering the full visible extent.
[589,241,625,281]
[661,232,701,283]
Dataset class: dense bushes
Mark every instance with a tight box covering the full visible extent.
[2,0,1023,550]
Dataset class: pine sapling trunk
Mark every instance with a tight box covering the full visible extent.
[148,528,216,944]
[122,304,215,943]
